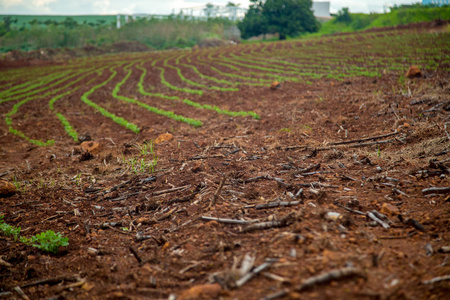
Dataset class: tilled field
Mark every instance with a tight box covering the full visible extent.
[0,24,449,299]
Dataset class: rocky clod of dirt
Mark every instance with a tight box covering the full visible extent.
[270,81,281,90]
[155,133,174,144]
[406,65,422,78]
[80,141,102,154]
[0,180,16,198]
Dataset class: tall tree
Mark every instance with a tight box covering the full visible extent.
[238,0,267,39]
[239,0,319,40]
[263,0,319,40]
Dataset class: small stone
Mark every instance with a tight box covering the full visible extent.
[380,203,400,216]
[0,180,16,197]
[405,65,422,78]
[178,283,222,300]
[270,81,281,90]
[155,133,174,144]
[191,161,205,173]
[80,141,101,154]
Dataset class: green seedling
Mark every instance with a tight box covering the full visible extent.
[22,230,69,254]
[0,216,21,241]
[279,128,292,133]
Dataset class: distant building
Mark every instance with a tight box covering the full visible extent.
[422,0,450,5]
[312,1,330,18]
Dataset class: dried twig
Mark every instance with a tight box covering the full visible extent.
[296,182,339,188]
[262,268,366,300]
[260,289,290,300]
[179,261,202,274]
[21,275,80,288]
[340,174,357,181]
[255,201,301,209]
[0,292,12,297]
[0,170,11,178]
[392,188,409,197]
[236,259,278,287]
[210,176,227,207]
[129,246,143,264]
[367,212,390,229]
[371,210,391,224]
[239,175,289,186]
[422,187,450,195]
[334,203,366,216]
[295,267,366,291]
[135,231,154,242]
[157,207,177,221]
[0,257,12,268]
[190,154,224,160]
[152,185,191,196]
[262,272,290,283]
[13,287,29,300]
[109,192,141,202]
[423,275,450,284]
[242,213,296,233]
[97,180,131,195]
[404,218,427,232]
[444,122,450,141]
[200,216,258,225]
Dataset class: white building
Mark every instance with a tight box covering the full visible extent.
[312,1,331,18]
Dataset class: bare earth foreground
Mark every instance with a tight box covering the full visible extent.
[0,24,449,299]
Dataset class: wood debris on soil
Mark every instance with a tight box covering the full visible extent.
[0,23,449,300]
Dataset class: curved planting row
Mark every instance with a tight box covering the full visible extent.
[1,28,448,145]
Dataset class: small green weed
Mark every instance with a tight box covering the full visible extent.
[123,142,158,174]
[279,128,292,133]
[21,230,69,254]
[0,216,21,241]
[1,216,69,253]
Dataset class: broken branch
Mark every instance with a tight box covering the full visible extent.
[242,213,296,233]
[423,275,450,284]
[255,201,301,209]
[296,267,366,291]
[210,176,227,207]
[236,259,278,287]
[200,216,258,225]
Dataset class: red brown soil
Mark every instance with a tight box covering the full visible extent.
[0,28,449,300]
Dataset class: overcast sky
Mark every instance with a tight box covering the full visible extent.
[0,0,422,15]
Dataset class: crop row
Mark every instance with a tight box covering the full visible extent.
[1,28,448,145]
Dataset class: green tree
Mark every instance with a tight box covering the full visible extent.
[263,0,319,40]
[204,3,215,18]
[28,18,41,26]
[335,7,351,24]
[0,16,17,36]
[238,0,267,39]
[239,0,319,40]
[61,17,78,29]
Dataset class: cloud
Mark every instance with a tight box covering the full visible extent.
[33,0,57,6]
[0,0,24,8]
[93,0,111,14]
[0,0,58,13]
